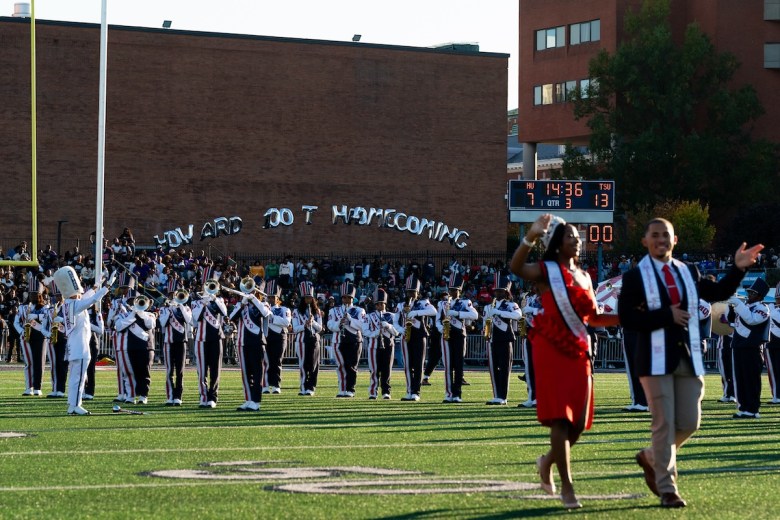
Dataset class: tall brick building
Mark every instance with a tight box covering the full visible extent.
[517,0,780,178]
[0,17,509,254]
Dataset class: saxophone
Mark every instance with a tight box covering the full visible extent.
[442,299,451,341]
[23,320,31,341]
[483,298,496,339]
[403,298,414,342]
[50,304,60,344]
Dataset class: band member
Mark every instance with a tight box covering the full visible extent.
[437,273,478,403]
[330,283,364,398]
[766,288,780,404]
[158,284,191,406]
[484,275,521,405]
[363,289,398,399]
[107,275,135,403]
[230,279,271,411]
[83,302,105,400]
[115,295,156,404]
[191,280,228,408]
[46,290,68,398]
[716,306,737,402]
[293,281,323,396]
[263,280,292,395]
[519,285,541,407]
[394,276,436,401]
[52,265,111,415]
[730,278,770,418]
[327,285,348,396]
[423,296,442,387]
[14,281,48,396]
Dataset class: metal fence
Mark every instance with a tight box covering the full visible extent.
[90,332,722,373]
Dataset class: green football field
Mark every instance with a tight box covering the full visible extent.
[0,366,778,519]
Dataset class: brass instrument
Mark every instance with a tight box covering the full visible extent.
[518,317,528,338]
[133,295,152,313]
[24,321,32,342]
[403,298,414,342]
[173,289,189,305]
[442,298,452,341]
[483,298,496,339]
[50,322,59,344]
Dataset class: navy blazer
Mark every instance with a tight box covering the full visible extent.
[618,261,744,376]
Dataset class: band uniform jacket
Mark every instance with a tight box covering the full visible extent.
[618,262,744,377]
[484,299,522,342]
[159,304,192,344]
[730,299,770,349]
[435,298,478,335]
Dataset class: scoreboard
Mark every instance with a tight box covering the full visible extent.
[508,180,614,224]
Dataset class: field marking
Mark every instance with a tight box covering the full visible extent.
[0,432,29,439]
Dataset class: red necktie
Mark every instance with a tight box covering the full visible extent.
[662,265,680,305]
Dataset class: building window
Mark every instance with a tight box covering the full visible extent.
[570,20,601,45]
[534,79,595,106]
[535,25,566,50]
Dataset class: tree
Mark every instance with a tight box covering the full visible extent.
[566,0,779,218]
[623,200,715,254]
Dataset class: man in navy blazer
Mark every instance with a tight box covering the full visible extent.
[618,218,763,508]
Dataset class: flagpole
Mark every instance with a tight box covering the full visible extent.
[95,0,108,285]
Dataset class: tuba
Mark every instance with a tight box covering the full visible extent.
[133,295,151,313]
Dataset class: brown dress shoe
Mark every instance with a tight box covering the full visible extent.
[661,492,686,508]
[635,450,660,497]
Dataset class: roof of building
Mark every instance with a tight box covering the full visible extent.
[0,17,510,60]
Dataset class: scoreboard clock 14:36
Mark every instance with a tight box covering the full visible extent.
[507,180,615,224]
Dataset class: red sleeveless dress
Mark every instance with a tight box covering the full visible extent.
[529,263,598,430]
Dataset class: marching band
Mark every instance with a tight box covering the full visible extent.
[21,266,777,418]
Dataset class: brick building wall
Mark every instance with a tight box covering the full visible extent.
[0,18,509,255]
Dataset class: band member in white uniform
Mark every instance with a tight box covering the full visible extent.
[158,284,192,406]
[46,290,68,398]
[331,283,364,398]
[191,281,228,408]
[263,280,291,394]
[484,276,522,405]
[437,273,478,403]
[107,275,135,403]
[327,286,349,396]
[520,285,541,407]
[293,281,323,396]
[115,296,156,404]
[394,277,436,401]
[230,279,271,410]
[52,266,111,415]
[766,287,780,404]
[363,289,398,400]
[83,303,105,400]
[15,282,48,396]
[729,278,770,418]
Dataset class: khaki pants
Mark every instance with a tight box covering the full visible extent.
[639,359,704,494]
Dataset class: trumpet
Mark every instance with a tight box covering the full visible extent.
[133,295,152,313]
[442,299,452,341]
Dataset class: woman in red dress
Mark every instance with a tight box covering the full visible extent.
[510,213,619,509]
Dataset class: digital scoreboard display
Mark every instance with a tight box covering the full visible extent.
[508,180,615,212]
